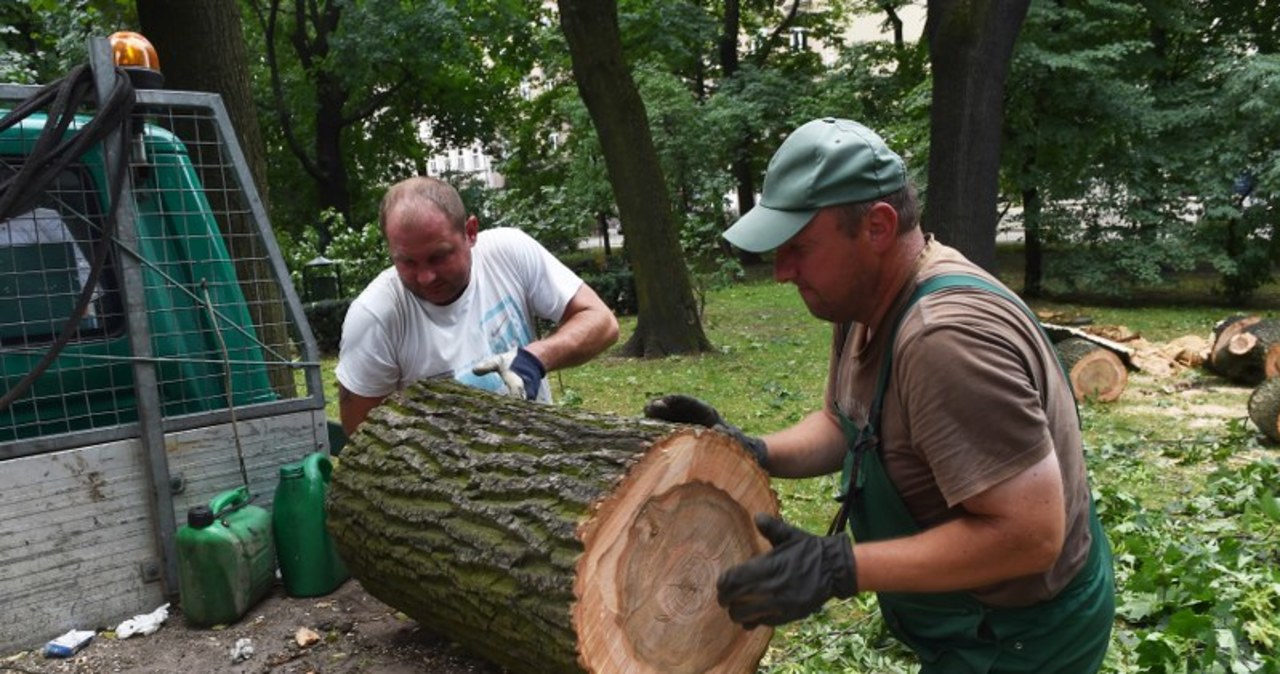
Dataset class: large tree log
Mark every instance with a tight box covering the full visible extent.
[1249,376,1280,444]
[1042,321,1136,370]
[1055,336,1128,402]
[1212,314,1260,347]
[326,381,778,674]
[1209,317,1280,385]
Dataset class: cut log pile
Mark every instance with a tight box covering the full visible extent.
[1203,314,1280,443]
[326,380,778,674]
[1207,315,1280,386]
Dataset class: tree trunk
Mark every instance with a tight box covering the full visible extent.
[718,0,762,267]
[138,0,270,205]
[137,0,294,398]
[557,0,712,357]
[1055,337,1127,402]
[327,381,776,674]
[924,0,1031,272]
[1249,376,1280,444]
[1021,185,1043,298]
[1208,317,1280,386]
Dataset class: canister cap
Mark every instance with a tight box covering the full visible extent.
[187,505,215,528]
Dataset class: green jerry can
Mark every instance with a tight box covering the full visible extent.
[175,485,276,627]
[273,452,349,597]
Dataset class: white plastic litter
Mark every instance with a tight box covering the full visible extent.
[43,629,95,658]
[231,637,254,663]
[115,602,170,639]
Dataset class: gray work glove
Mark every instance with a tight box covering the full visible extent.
[643,394,768,468]
[717,514,858,628]
[473,346,545,400]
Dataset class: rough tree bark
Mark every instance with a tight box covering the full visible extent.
[1249,376,1280,444]
[327,381,776,674]
[924,0,1031,272]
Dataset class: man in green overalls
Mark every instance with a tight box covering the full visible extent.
[645,118,1115,673]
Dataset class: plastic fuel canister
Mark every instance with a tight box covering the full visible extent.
[175,485,275,627]
[273,453,349,597]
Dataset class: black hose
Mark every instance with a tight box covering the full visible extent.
[0,63,135,413]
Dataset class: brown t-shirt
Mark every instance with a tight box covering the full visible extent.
[826,238,1092,607]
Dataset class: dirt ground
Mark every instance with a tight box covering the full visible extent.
[0,580,507,674]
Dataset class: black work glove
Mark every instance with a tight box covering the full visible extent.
[716,514,858,628]
[643,394,768,468]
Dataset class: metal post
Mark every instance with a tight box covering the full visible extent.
[89,38,179,596]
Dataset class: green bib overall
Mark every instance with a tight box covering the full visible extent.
[831,275,1115,674]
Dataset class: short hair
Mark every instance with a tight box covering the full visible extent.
[831,182,921,238]
[378,176,467,235]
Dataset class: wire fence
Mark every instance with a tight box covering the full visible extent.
[0,85,322,454]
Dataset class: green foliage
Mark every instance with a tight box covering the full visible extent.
[302,298,351,355]
[244,0,539,239]
[1090,437,1280,672]
[572,253,638,316]
[1006,1,1280,302]
[0,0,134,84]
[277,210,386,301]
[490,73,614,255]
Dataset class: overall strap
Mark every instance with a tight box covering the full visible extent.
[869,274,1077,431]
[830,274,1076,536]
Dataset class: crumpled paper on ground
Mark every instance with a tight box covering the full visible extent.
[115,603,170,639]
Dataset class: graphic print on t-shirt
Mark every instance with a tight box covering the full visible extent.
[455,294,534,394]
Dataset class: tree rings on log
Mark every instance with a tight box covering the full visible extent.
[1056,336,1128,402]
[326,380,778,674]
[1249,376,1280,444]
[574,430,776,674]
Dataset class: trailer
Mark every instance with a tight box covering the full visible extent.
[0,37,329,651]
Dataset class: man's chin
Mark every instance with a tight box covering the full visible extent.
[409,285,464,306]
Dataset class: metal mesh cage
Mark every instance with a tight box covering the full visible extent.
[0,85,323,456]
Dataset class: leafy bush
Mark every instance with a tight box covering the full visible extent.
[303,298,351,355]
[277,211,387,302]
[561,250,637,316]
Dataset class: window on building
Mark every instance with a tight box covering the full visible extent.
[790,27,808,51]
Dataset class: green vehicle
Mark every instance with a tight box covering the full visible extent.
[0,115,278,439]
[0,38,330,652]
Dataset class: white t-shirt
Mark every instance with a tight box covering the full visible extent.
[335,228,583,402]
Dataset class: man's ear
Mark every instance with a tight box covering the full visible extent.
[864,202,899,250]
[465,215,480,243]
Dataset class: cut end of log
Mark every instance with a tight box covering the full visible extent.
[573,428,777,674]
[1056,337,1128,403]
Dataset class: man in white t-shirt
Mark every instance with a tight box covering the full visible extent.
[336,176,619,434]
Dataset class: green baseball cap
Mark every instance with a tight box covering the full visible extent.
[724,118,907,252]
